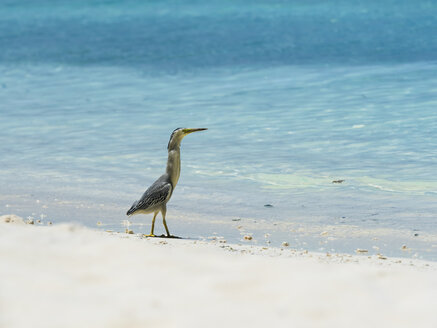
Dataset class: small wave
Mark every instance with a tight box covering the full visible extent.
[244,173,437,195]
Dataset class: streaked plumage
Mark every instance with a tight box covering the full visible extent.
[127,127,207,237]
[126,177,172,216]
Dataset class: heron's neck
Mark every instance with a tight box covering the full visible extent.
[166,147,181,187]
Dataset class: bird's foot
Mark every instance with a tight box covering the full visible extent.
[142,234,182,239]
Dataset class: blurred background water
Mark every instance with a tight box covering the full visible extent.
[1,0,437,259]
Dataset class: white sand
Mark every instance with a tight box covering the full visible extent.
[1,215,437,328]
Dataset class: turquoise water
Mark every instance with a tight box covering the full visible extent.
[1,1,437,259]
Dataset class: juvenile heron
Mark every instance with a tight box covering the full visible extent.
[126,127,207,237]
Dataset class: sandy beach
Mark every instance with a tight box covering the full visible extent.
[2,2,437,327]
[1,215,436,328]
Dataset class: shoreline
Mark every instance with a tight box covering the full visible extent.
[3,188,437,261]
[1,215,437,328]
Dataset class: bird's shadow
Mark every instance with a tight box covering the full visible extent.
[142,234,184,239]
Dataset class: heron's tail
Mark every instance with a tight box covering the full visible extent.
[126,201,139,216]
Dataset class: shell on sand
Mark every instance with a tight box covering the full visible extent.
[0,214,25,225]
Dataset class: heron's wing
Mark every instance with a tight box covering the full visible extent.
[127,179,172,215]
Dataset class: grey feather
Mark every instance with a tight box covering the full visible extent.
[127,176,172,215]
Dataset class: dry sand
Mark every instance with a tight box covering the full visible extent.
[1,214,436,328]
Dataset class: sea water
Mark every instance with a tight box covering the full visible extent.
[1,0,437,260]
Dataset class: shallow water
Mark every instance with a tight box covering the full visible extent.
[1,1,437,260]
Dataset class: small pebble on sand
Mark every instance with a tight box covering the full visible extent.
[356,249,368,253]
[244,235,253,241]
[282,242,289,247]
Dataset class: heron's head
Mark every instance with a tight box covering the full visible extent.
[168,127,207,150]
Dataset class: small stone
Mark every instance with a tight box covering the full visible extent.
[97,221,102,226]
[282,242,289,247]
[401,245,407,250]
[47,221,52,225]
[264,204,273,208]
[356,249,368,253]
[127,230,134,234]
[244,235,253,241]
[332,180,345,184]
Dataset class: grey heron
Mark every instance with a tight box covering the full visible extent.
[126,128,207,237]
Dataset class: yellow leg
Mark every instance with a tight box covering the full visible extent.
[162,207,171,237]
[143,212,158,237]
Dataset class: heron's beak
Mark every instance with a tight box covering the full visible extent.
[183,128,208,134]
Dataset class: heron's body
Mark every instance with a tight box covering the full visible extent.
[126,127,207,237]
